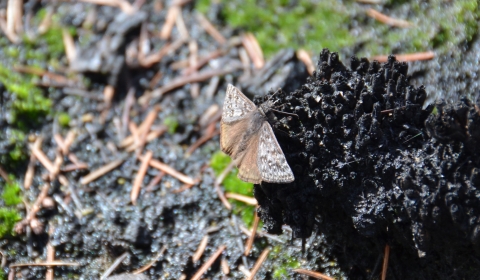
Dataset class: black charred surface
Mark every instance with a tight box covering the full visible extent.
[255,49,480,279]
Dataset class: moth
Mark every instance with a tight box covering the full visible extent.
[220,84,295,184]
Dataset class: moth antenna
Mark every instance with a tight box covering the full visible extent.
[271,108,299,118]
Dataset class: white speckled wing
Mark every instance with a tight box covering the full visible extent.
[258,122,295,183]
[222,84,256,124]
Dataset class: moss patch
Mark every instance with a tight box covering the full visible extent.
[210,151,258,226]
[271,245,301,279]
[198,0,354,57]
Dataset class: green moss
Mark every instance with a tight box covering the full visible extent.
[163,116,179,134]
[0,208,21,238]
[2,176,22,206]
[0,64,52,127]
[58,112,71,127]
[271,245,301,279]
[199,0,354,57]
[210,151,257,226]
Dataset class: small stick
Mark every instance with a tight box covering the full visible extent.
[190,245,226,280]
[151,67,240,98]
[62,88,104,100]
[10,262,79,268]
[53,134,67,154]
[242,33,264,69]
[31,142,54,173]
[140,38,186,68]
[61,162,89,172]
[183,49,225,76]
[246,248,270,280]
[62,28,76,65]
[189,40,200,98]
[176,8,189,39]
[225,193,258,206]
[101,85,115,123]
[79,0,135,14]
[147,158,196,185]
[126,129,166,153]
[206,75,220,99]
[196,12,226,45]
[293,268,335,280]
[121,88,135,142]
[0,9,19,43]
[372,51,435,63]
[146,171,165,192]
[171,181,198,193]
[221,258,230,275]
[381,244,390,280]
[0,164,10,183]
[239,225,284,244]
[80,159,125,185]
[128,121,140,148]
[366,8,412,28]
[185,123,219,156]
[63,130,76,154]
[244,210,260,256]
[136,106,160,157]
[7,0,22,37]
[160,4,180,40]
[46,227,55,280]
[100,252,130,279]
[192,235,209,262]
[132,245,167,274]
[297,49,315,75]
[148,71,163,89]
[15,183,50,233]
[214,162,234,210]
[131,151,153,205]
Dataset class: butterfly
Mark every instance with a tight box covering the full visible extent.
[220,84,295,184]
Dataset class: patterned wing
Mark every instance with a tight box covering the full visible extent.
[222,84,257,124]
[258,122,295,183]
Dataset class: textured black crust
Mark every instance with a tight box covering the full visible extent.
[255,49,480,279]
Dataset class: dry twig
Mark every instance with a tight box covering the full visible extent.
[246,248,270,280]
[293,268,335,280]
[132,245,167,274]
[79,0,135,14]
[151,67,240,98]
[297,49,315,75]
[131,150,153,205]
[192,235,209,263]
[147,158,196,185]
[242,33,264,69]
[372,51,435,62]
[196,12,226,45]
[80,159,125,185]
[244,210,260,256]
[381,244,390,280]
[225,193,258,206]
[191,245,226,280]
[366,8,412,28]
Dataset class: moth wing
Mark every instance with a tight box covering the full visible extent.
[258,122,295,183]
[222,84,257,124]
[236,129,262,184]
[220,116,250,158]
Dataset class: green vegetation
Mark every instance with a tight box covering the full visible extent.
[0,175,22,239]
[58,112,71,127]
[163,116,179,134]
[196,0,479,60]
[271,245,301,279]
[210,151,258,226]
[2,176,22,206]
[198,0,353,57]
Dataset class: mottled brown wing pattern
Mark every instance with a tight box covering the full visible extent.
[258,122,295,183]
[222,84,256,124]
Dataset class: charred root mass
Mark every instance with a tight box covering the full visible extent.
[255,49,480,279]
